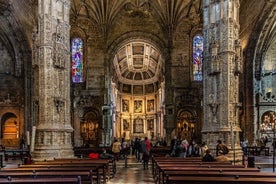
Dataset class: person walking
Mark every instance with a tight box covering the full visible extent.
[181,139,189,158]
[141,137,151,169]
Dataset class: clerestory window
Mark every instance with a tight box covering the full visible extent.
[71,38,83,83]
[193,35,203,81]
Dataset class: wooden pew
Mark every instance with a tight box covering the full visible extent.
[0,171,91,183]
[0,176,81,184]
[19,162,106,184]
[155,166,260,184]
[52,158,117,178]
[151,156,219,174]
[151,156,273,184]
[164,171,276,184]
[30,161,109,181]
[1,168,96,184]
[152,157,240,180]
[166,176,276,184]
[3,149,30,161]
[153,161,234,174]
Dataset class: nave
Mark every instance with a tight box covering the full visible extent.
[1,154,276,184]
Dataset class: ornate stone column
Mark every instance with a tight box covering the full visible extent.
[164,45,175,143]
[32,0,73,160]
[202,0,243,161]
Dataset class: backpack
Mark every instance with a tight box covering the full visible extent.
[89,153,99,159]
[222,145,229,154]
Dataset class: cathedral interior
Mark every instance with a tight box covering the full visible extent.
[0,0,275,160]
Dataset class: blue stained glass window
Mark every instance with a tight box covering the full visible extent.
[193,35,203,81]
[71,38,83,83]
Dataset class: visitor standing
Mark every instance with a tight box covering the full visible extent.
[112,139,121,161]
[141,137,151,169]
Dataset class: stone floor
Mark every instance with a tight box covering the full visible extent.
[109,155,154,184]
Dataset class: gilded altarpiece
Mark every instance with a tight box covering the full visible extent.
[117,96,160,140]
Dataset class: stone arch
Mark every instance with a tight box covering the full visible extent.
[242,2,276,144]
[176,109,198,142]
[253,8,276,80]
[1,112,19,146]
[108,30,167,73]
[107,31,167,95]
[80,108,100,147]
[252,8,276,142]
[107,31,167,141]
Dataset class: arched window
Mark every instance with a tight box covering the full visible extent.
[193,35,203,81]
[71,38,83,83]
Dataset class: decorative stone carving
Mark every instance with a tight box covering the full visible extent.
[0,93,21,105]
[209,55,221,75]
[78,95,102,110]
[203,1,242,162]
[53,21,66,69]
[43,15,52,44]
[234,39,242,75]
[33,0,73,160]
[124,0,151,18]
[54,98,65,113]
[208,94,219,115]
[176,92,198,110]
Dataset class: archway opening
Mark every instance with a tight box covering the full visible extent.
[111,40,165,141]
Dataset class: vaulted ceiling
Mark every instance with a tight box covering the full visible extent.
[0,0,274,81]
[113,41,163,85]
[2,0,273,50]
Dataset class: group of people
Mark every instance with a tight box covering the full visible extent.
[110,136,231,169]
[112,137,152,169]
[170,137,230,162]
[170,137,206,158]
[131,137,152,169]
[111,138,130,160]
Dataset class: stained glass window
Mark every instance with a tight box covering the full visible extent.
[71,38,83,83]
[193,35,203,81]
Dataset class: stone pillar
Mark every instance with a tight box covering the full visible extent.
[202,0,243,162]
[73,103,82,147]
[164,41,175,141]
[32,0,73,160]
[100,106,112,147]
